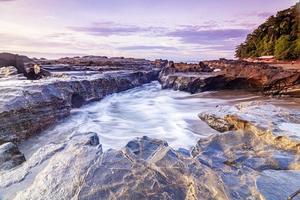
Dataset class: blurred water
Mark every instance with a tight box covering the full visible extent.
[20,81,300,156]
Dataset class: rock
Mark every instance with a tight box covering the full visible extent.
[25,64,52,80]
[192,130,300,199]
[12,133,102,200]
[37,56,158,71]
[198,113,234,132]
[0,69,160,144]
[0,135,298,200]
[0,66,18,77]
[76,136,228,200]
[199,101,300,153]
[0,53,32,75]
[159,59,300,97]
[0,142,25,171]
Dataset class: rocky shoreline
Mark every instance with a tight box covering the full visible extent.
[159,59,300,97]
[0,54,300,199]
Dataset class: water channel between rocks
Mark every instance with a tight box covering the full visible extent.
[2,81,300,200]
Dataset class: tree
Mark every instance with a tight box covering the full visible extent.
[274,35,291,60]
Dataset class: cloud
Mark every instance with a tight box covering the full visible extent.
[257,12,274,18]
[166,27,249,44]
[118,45,177,51]
[69,22,146,36]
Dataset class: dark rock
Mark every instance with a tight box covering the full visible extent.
[86,132,100,146]
[71,93,85,108]
[0,142,25,170]
[0,53,31,75]
[25,64,52,80]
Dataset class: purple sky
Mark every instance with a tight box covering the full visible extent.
[0,0,298,61]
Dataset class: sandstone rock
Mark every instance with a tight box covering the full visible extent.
[199,101,300,153]
[198,113,233,132]
[0,142,25,171]
[159,59,300,97]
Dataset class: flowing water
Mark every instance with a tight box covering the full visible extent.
[2,81,300,199]
[20,81,300,156]
[19,81,265,156]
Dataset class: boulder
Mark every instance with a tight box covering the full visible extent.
[0,142,25,170]
[0,53,31,75]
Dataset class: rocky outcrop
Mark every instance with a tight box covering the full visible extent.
[159,59,300,97]
[199,113,233,132]
[9,132,103,200]
[76,136,228,200]
[0,69,160,145]
[0,136,298,200]
[0,53,32,75]
[37,56,167,70]
[0,142,25,171]
[199,101,300,153]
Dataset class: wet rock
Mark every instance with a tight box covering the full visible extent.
[76,137,228,200]
[0,142,25,171]
[25,64,52,80]
[0,70,159,144]
[159,59,300,97]
[192,130,300,199]
[0,66,18,78]
[0,53,31,75]
[0,143,65,188]
[0,135,298,200]
[13,134,102,200]
[199,101,300,153]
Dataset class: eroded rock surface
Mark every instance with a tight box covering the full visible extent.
[0,142,25,171]
[0,69,159,145]
[159,59,300,97]
[0,135,298,200]
[76,136,227,200]
[199,101,300,153]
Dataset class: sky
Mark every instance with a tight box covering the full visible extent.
[0,0,298,61]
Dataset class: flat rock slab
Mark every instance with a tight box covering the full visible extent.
[199,101,300,153]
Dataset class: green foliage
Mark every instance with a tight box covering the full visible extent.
[274,35,291,59]
[236,2,300,60]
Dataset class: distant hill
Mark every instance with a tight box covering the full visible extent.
[236,2,300,60]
